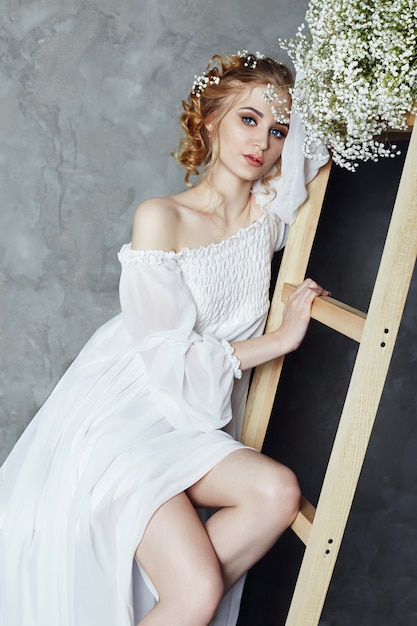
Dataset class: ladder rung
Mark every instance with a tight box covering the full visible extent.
[282,283,367,342]
[291,496,315,545]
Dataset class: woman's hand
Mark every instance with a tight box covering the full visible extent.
[230,278,330,371]
[274,278,331,354]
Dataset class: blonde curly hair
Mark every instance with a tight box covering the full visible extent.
[173,52,293,186]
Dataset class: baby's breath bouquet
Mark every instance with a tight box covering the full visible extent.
[280,0,417,170]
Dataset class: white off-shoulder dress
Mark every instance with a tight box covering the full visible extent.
[0,211,287,626]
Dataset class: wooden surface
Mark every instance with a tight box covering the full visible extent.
[290,496,316,545]
[241,112,416,625]
[285,121,417,626]
[282,283,366,342]
[241,161,332,451]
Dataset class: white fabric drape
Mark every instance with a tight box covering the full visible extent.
[119,251,239,432]
[0,98,327,625]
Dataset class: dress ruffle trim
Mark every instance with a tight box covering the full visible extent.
[118,217,269,265]
[118,244,177,265]
[221,339,242,380]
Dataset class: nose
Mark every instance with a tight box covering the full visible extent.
[254,128,269,151]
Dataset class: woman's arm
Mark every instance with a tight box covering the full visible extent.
[130,197,328,376]
[118,248,239,432]
[230,279,330,371]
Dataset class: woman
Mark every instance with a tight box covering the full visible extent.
[0,51,328,626]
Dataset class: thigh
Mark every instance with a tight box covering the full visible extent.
[135,492,221,600]
[187,448,298,509]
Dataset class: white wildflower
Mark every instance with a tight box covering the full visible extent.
[280,0,417,170]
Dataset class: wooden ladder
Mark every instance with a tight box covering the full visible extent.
[241,114,417,625]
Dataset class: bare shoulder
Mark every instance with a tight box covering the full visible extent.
[131,196,179,251]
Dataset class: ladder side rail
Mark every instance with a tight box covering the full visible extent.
[242,161,332,450]
[285,121,417,626]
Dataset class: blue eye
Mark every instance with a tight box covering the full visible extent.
[242,116,256,126]
[270,126,288,138]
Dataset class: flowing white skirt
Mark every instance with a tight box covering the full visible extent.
[0,315,248,625]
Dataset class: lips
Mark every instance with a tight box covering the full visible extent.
[243,154,264,167]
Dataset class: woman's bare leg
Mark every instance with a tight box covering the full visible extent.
[136,449,300,623]
[136,492,223,626]
[187,448,301,591]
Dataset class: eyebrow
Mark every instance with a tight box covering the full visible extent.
[239,106,264,118]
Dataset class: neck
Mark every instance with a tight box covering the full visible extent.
[201,171,254,224]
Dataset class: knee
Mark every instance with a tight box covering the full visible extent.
[255,463,301,527]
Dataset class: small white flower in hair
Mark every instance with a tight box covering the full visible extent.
[261,84,291,124]
[191,72,220,98]
[237,50,265,69]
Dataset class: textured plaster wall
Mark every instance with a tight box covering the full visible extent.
[0,0,301,455]
[1,1,416,625]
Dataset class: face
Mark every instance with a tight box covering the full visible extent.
[209,83,290,182]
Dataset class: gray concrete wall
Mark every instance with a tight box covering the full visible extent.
[0,0,300,456]
[1,1,416,625]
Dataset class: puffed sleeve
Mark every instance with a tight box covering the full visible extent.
[118,244,241,432]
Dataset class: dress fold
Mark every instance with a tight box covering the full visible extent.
[0,213,279,625]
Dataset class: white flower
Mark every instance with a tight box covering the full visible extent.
[280,0,417,170]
